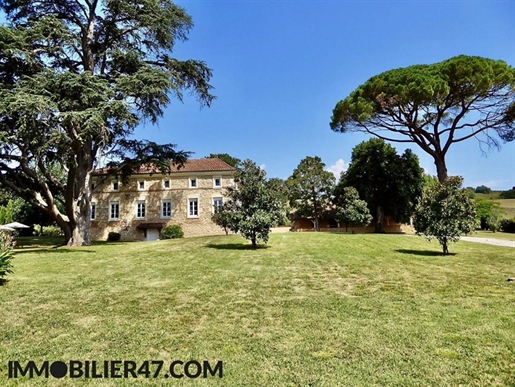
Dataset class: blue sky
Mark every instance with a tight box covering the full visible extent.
[135,0,515,189]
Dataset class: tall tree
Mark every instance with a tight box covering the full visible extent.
[218,160,282,248]
[205,153,241,168]
[330,55,515,182]
[336,139,423,233]
[287,156,335,232]
[0,0,214,246]
[414,176,476,255]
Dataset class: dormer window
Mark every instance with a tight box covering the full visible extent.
[189,178,197,188]
[138,181,145,191]
[112,181,119,191]
[163,180,170,189]
[213,177,221,188]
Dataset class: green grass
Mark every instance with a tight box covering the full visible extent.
[1,233,515,386]
[472,230,515,241]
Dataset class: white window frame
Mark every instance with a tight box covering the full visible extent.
[189,177,197,188]
[136,200,146,219]
[109,201,119,220]
[90,202,96,220]
[213,176,222,188]
[112,180,119,191]
[161,199,172,219]
[212,197,223,213]
[163,179,170,189]
[188,198,199,218]
[137,181,145,191]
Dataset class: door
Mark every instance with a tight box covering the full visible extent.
[146,228,160,241]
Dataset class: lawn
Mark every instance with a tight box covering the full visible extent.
[1,233,514,386]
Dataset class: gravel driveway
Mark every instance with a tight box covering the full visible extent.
[460,236,515,248]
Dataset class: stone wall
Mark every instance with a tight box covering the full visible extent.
[90,172,234,241]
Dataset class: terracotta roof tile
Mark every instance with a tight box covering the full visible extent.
[93,158,236,175]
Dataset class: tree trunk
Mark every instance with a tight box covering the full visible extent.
[375,205,384,233]
[67,213,91,246]
[315,216,320,232]
[434,155,448,183]
[441,237,449,255]
[251,234,257,249]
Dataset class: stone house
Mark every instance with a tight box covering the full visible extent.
[90,158,236,241]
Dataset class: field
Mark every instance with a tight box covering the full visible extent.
[497,199,515,218]
[1,233,514,386]
[475,193,515,219]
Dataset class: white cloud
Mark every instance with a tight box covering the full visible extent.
[327,159,347,179]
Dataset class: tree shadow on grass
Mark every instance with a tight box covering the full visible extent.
[206,243,270,251]
[0,278,8,286]
[13,249,96,256]
[395,249,457,257]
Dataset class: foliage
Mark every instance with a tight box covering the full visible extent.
[0,200,14,224]
[107,232,121,242]
[211,209,240,235]
[0,0,214,246]
[160,225,184,239]
[475,198,503,231]
[266,178,291,226]
[334,187,372,232]
[335,139,424,233]
[499,189,515,199]
[0,230,15,279]
[287,156,335,231]
[499,218,515,233]
[219,160,282,248]
[475,185,492,194]
[32,225,63,237]
[331,55,515,182]
[413,176,477,255]
[205,153,241,168]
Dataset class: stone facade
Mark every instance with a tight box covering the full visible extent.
[90,159,235,241]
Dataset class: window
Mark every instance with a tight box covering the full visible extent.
[213,177,221,188]
[162,200,172,218]
[138,181,145,190]
[136,200,146,219]
[163,180,170,189]
[109,201,119,220]
[112,181,119,191]
[91,182,95,191]
[188,198,198,217]
[212,197,223,213]
[90,202,96,220]
[189,178,197,188]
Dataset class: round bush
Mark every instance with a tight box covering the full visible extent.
[160,225,184,239]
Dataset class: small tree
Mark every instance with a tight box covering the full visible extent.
[211,209,240,235]
[221,160,282,248]
[413,176,476,255]
[334,187,372,232]
[287,156,335,231]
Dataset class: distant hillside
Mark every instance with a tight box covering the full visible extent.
[474,193,515,218]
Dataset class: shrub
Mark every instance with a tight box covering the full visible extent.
[499,218,515,233]
[32,224,63,236]
[499,189,515,199]
[0,231,16,280]
[160,225,184,239]
[107,232,121,242]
